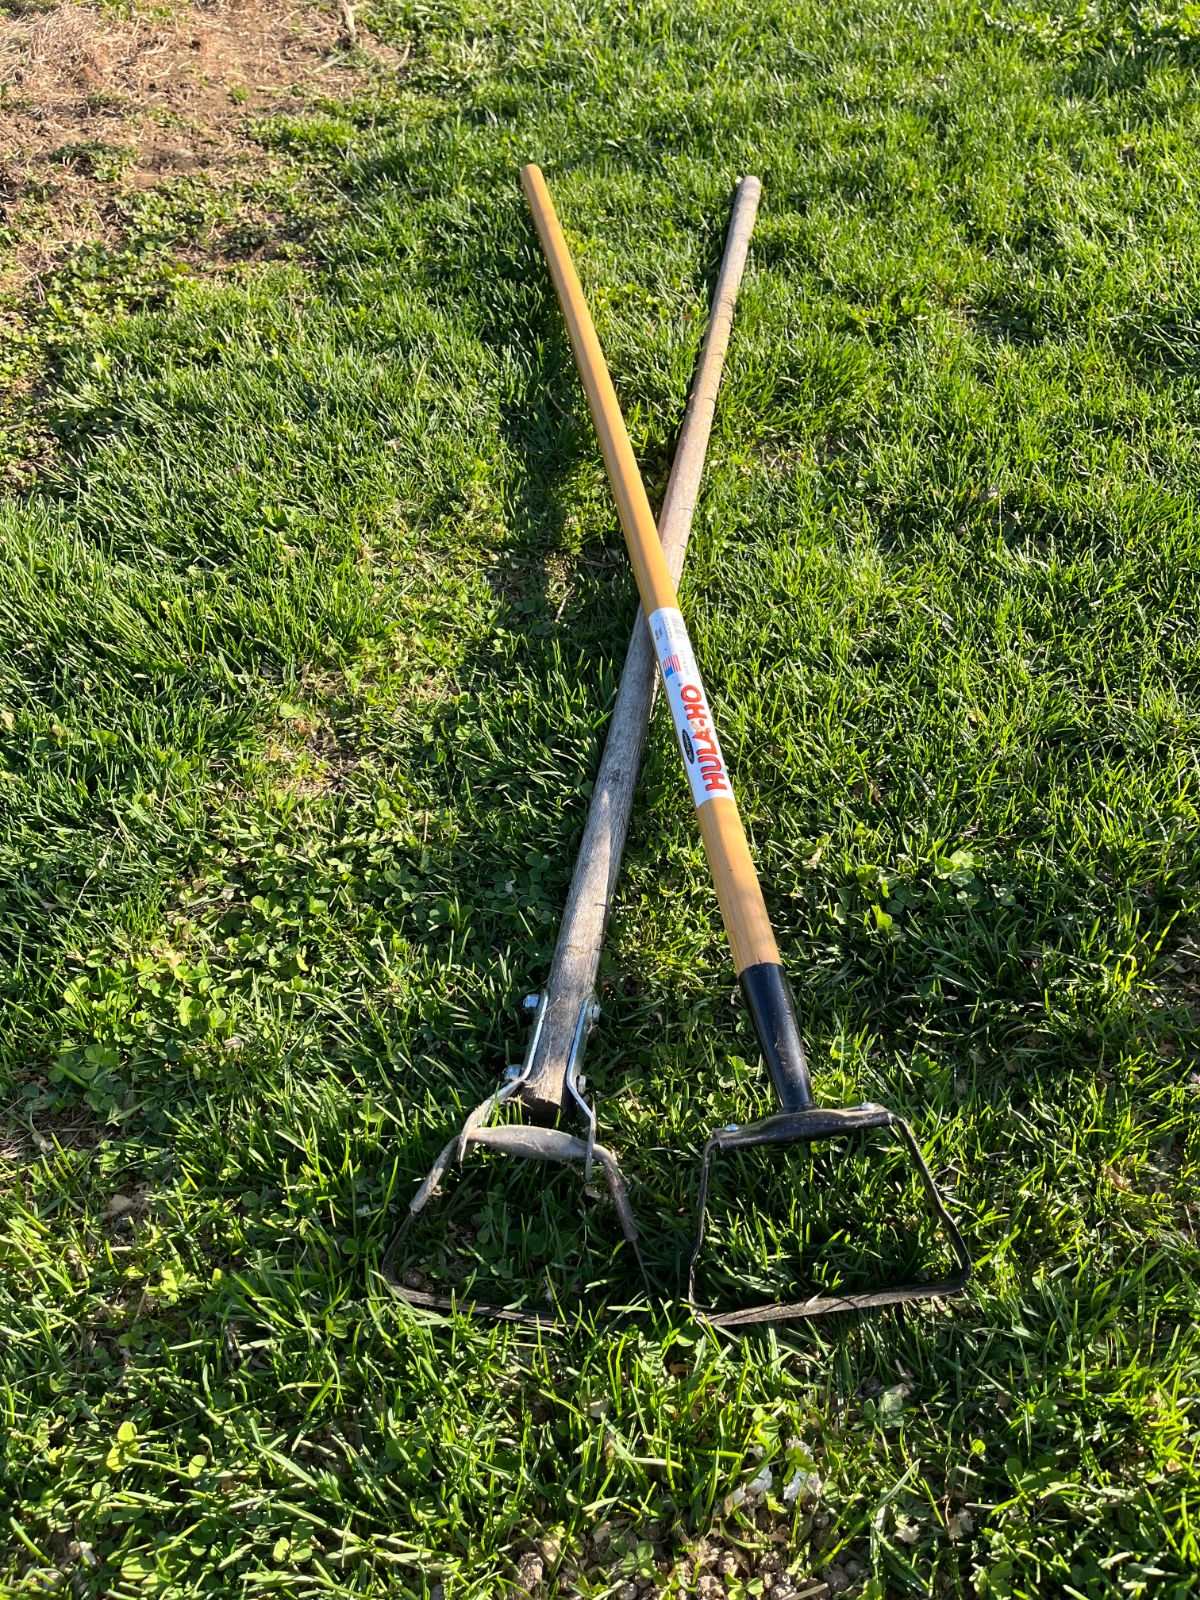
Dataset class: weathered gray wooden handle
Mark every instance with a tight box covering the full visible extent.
[521,176,762,1118]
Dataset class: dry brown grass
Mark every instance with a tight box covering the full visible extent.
[0,0,406,287]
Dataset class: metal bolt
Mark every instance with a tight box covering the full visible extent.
[588,1002,601,1023]
[522,992,540,1013]
[724,1123,740,1133]
[504,1064,521,1081]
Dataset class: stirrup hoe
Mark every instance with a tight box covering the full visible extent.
[523,164,972,1327]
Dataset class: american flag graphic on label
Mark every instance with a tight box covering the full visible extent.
[648,607,732,809]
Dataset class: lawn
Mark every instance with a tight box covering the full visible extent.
[1,0,1199,1595]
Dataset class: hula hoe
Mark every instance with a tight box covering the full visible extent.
[522,165,971,1327]
[382,176,764,1326]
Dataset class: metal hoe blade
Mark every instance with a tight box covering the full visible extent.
[688,1103,972,1328]
[381,992,647,1329]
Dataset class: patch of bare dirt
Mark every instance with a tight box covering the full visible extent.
[0,0,407,287]
[263,716,363,798]
[497,1473,858,1599]
[0,1100,110,1166]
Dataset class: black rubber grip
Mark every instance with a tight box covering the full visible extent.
[738,962,814,1113]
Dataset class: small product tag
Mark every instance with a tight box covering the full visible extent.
[648,607,732,809]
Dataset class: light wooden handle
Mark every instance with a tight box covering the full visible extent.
[521,163,779,976]
[655,175,761,569]
[521,164,676,613]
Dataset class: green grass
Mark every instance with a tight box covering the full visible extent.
[3,0,1200,1594]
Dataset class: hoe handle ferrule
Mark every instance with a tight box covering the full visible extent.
[738,963,813,1111]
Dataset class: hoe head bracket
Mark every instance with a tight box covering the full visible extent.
[381,993,647,1328]
[688,1102,971,1328]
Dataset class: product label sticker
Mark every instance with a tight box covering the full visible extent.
[648,606,731,809]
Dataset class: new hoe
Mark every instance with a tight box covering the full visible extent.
[522,164,971,1328]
